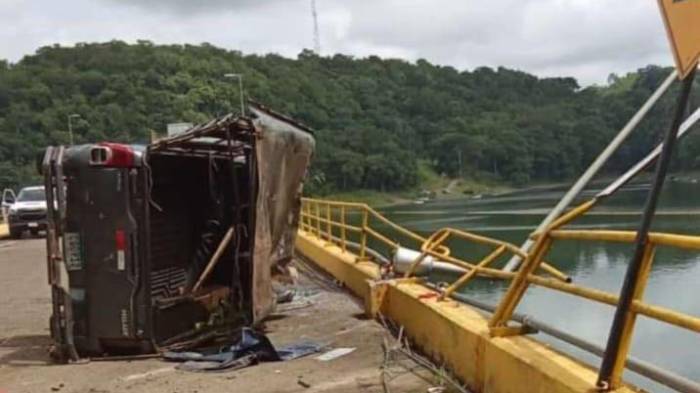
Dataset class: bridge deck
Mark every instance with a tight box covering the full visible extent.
[0,238,438,393]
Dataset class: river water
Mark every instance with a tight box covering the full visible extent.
[378,180,700,391]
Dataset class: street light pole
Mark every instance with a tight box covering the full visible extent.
[223,73,245,116]
[67,114,80,145]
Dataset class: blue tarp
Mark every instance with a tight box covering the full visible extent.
[163,328,322,372]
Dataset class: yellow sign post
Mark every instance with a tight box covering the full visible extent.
[658,0,700,79]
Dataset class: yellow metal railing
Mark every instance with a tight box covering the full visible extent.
[299,197,700,389]
[401,227,570,298]
[300,197,451,258]
[487,200,700,388]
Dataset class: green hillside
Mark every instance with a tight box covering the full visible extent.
[1,41,699,195]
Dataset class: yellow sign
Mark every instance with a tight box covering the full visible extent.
[658,0,700,79]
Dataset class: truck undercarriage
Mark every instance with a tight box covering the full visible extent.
[43,104,314,361]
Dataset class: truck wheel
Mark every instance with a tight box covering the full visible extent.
[30,229,39,237]
[9,227,22,239]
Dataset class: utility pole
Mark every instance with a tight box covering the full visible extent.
[311,0,321,54]
[67,114,80,145]
[597,67,697,391]
[456,148,463,178]
[223,73,245,116]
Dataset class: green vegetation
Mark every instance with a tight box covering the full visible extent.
[322,190,405,207]
[1,41,700,198]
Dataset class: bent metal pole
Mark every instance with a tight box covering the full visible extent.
[503,69,678,272]
[507,86,700,272]
[597,67,697,390]
[597,104,700,198]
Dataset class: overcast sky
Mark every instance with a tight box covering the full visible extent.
[0,0,674,85]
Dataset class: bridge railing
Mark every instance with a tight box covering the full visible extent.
[299,197,451,259]
[299,197,700,391]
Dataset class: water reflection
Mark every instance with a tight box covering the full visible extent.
[379,181,700,391]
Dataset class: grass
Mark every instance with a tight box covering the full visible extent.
[322,190,408,207]
[416,160,450,190]
[316,162,513,207]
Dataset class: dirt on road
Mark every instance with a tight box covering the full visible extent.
[0,238,442,393]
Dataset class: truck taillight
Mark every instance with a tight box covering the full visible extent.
[115,229,126,271]
[89,143,134,167]
[115,230,126,251]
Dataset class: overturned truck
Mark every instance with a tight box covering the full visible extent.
[43,104,315,361]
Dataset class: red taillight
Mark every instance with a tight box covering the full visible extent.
[115,229,126,251]
[90,143,135,167]
[115,229,126,271]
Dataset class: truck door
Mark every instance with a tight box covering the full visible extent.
[1,188,16,220]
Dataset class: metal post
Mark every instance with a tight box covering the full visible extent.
[340,205,347,252]
[224,73,245,116]
[441,245,506,299]
[504,70,678,272]
[238,76,245,116]
[597,68,696,390]
[359,210,369,260]
[456,148,463,178]
[68,117,73,146]
[326,203,332,242]
[598,105,700,198]
[315,202,321,239]
[67,114,80,146]
[307,202,313,232]
[489,235,553,328]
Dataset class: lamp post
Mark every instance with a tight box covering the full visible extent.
[67,114,80,145]
[223,73,245,116]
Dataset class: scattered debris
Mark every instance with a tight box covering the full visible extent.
[315,347,356,361]
[275,288,296,304]
[276,299,314,313]
[122,367,175,382]
[297,377,311,388]
[274,288,320,313]
[378,315,470,393]
[50,383,64,392]
[163,328,322,372]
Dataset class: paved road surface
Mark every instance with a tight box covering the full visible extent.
[0,238,439,393]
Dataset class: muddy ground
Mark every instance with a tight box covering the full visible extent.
[0,237,444,393]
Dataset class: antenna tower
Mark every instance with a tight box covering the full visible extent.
[311,0,321,54]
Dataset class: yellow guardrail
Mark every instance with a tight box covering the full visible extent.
[300,197,700,390]
[300,197,451,258]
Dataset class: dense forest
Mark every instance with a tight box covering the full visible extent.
[1,41,699,194]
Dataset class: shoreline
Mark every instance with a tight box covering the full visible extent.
[316,177,516,208]
[313,179,554,209]
[313,170,697,209]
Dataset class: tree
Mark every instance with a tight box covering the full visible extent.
[0,42,686,194]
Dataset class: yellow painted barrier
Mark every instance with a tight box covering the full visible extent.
[0,223,8,239]
[299,197,700,391]
[295,230,640,393]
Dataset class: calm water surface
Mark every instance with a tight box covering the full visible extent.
[378,181,700,392]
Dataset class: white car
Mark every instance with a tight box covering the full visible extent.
[5,186,47,238]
